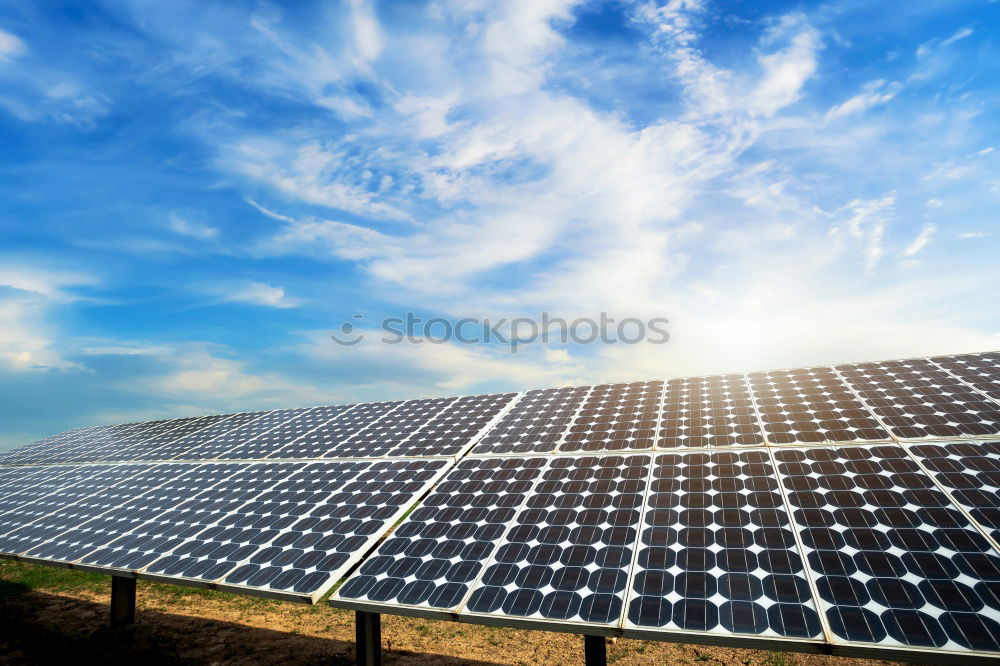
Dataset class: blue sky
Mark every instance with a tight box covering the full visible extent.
[1,0,998,449]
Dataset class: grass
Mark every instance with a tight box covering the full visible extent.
[0,559,108,597]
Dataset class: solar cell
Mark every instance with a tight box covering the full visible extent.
[658,375,764,448]
[72,462,250,570]
[560,382,662,453]
[837,358,1000,439]
[624,450,822,640]
[909,441,1000,545]
[39,422,161,464]
[747,366,890,445]
[774,445,1000,653]
[931,352,1000,401]
[473,387,589,454]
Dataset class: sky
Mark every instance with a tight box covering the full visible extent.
[1,0,998,450]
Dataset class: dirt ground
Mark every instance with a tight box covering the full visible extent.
[0,563,910,666]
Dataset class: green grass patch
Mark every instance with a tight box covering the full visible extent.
[0,560,107,597]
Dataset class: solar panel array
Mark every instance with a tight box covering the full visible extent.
[0,393,518,601]
[334,351,1000,661]
[2,350,1000,661]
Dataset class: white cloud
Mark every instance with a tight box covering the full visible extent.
[0,266,98,371]
[349,0,384,63]
[926,198,943,208]
[940,27,974,47]
[901,223,936,257]
[826,80,900,120]
[0,27,25,61]
[829,195,894,271]
[168,212,218,239]
[959,231,992,239]
[750,18,822,117]
[218,281,298,308]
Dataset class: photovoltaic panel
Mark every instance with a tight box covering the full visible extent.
[4,464,190,559]
[0,426,102,466]
[106,415,235,461]
[39,422,161,464]
[137,459,448,600]
[931,352,1000,401]
[56,420,187,464]
[658,375,764,448]
[46,463,247,569]
[176,407,312,460]
[463,454,649,627]
[382,392,518,458]
[331,398,457,458]
[909,441,1000,544]
[472,387,589,455]
[0,459,450,602]
[265,400,402,459]
[0,465,135,544]
[156,411,270,460]
[220,459,448,597]
[9,425,121,466]
[336,456,548,610]
[773,445,1000,653]
[215,405,353,460]
[837,358,1000,439]
[624,450,822,640]
[0,464,82,503]
[747,366,890,445]
[559,382,662,453]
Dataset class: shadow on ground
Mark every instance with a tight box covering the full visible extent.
[0,584,504,666]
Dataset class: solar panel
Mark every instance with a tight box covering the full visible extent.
[264,400,402,459]
[2,464,189,558]
[107,415,235,461]
[383,392,517,458]
[624,450,822,639]
[560,382,662,453]
[837,358,1000,440]
[909,441,1000,544]
[658,375,764,449]
[931,352,1000,401]
[473,387,589,455]
[773,445,1000,652]
[213,405,352,460]
[176,407,312,460]
[156,410,271,460]
[1,459,450,602]
[336,456,548,610]
[0,426,102,465]
[747,366,890,445]
[463,454,648,626]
